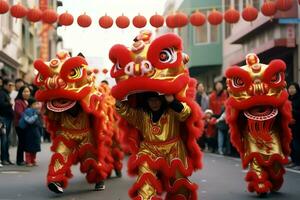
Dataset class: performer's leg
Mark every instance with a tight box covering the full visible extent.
[245,158,271,195]
[267,162,285,192]
[78,133,106,190]
[129,162,163,200]
[47,138,76,193]
[165,171,198,200]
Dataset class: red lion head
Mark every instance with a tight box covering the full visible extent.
[109,30,190,100]
[225,53,292,156]
[34,51,103,113]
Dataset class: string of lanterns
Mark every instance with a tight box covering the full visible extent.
[0,0,298,29]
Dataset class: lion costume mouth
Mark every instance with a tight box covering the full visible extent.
[243,106,278,121]
[47,99,77,112]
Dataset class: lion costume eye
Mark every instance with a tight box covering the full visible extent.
[159,48,177,63]
[37,74,44,82]
[232,77,245,88]
[69,66,83,79]
[270,72,281,84]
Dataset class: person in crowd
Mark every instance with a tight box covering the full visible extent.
[216,110,230,155]
[0,77,3,88]
[19,98,42,167]
[14,86,31,165]
[202,109,217,152]
[287,82,300,170]
[209,81,228,155]
[0,79,14,165]
[10,79,25,104]
[196,82,209,112]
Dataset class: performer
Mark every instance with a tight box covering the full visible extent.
[33,51,121,193]
[109,30,203,200]
[99,80,124,177]
[225,53,292,196]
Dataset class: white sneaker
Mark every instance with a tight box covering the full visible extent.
[0,163,3,167]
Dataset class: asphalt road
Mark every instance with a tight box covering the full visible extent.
[1,143,300,200]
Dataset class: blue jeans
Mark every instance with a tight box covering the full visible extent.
[217,129,230,155]
[0,117,12,162]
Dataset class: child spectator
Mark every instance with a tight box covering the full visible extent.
[203,109,217,152]
[19,98,42,167]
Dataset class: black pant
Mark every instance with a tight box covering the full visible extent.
[291,138,300,166]
[16,127,26,164]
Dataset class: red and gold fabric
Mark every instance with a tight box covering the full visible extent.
[225,53,292,195]
[34,51,123,188]
[109,30,203,200]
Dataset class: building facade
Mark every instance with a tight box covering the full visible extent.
[0,0,63,83]
[177,0,223,91]
[222,0,300,84]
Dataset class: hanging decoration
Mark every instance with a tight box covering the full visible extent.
[208,9,223,25]
[224,7,240,24]
[77,13,92,28]
[242,5,259,22]
[0,1,298,29]
[41,9,58,24]
[116,14,130,29]
[10,3,27,19]
[166,13,176,28]
[261,1,277,17]
[132,14,147,28]
[174,11,189,28]
[99,14,113,29]
[0,0,9,14]
[26,8,42,22]
[149,13,164,28]
[58,11,74,26]
[102,68,108,74]
[189,10,206,26]
[276,0,293,11]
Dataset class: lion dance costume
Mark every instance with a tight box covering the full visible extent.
[33,51,123,193]
[225,53,292,196]
[109,30,203,200]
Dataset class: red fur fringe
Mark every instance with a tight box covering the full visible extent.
[128,155,194,178]
[111,74,189,101]
[129,173,163,198]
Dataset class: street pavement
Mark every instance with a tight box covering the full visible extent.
[1,143,300,200]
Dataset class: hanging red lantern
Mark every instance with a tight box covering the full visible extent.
[58,11,73,26]
[116,14,130,29]
[99,14,113,29]
[189,10,206,26]
[242,5,258,22]
[174,11,188,27]
[276,0,293,11]
[261,1,277,17]
[150,13,164,28]
[166,14,176,28]
[102,68,108,74]
[42,9,58,24]
[133,14,147,28]
[0,0,9,14]
[224,7,240,24]
[77,13,92,28]
[26,8,42,22]
[208,9,223,25]
[10,3,27,18]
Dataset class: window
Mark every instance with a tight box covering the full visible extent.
[252,0,260,10]
[225,23,232,38]
[195,23,208,43]
[194,10,219,44]
[210,25,218,42]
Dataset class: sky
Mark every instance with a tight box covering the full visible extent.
[57,0,168,83]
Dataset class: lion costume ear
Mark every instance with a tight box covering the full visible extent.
[77,52,85,58]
